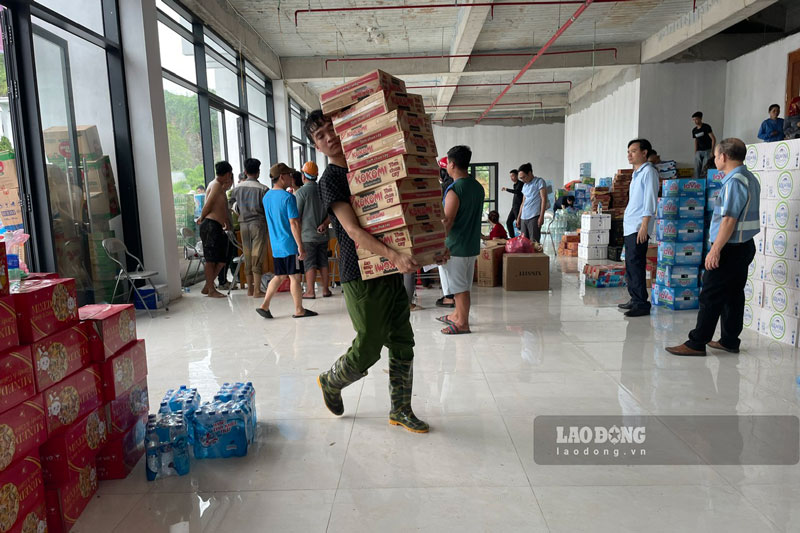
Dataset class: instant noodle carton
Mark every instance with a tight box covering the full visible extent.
[347,154,439,195]
[104,377,149,435]
[95,415,145,480]
[339,109,433,152]
[0,395,46,475]
[358,201,443,235]
[11,279,78,344]
[78,304,137,362]
[358,241,447,280]
[100,340,147,402]
[0,346,35,415]
[320,69,406,115]
[44,457,97,533]
[0,295,18,355]
[42,366,102,436]
[350,178,442,217]
[345,131,438,171]
[40,408,107,485]
[355,221,447,259]
[332,91,425,134]
[0,455,45,533]
[31,323,93,393]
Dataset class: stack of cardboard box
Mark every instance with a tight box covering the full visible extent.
[610,169,632,214]
[590,187,612,212]
[578,213,611,260]
[320,70,447,279]
[476,240,507,287]
[557,232,580,257]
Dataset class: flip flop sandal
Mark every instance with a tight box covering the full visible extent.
[441,323,471,335]
[436,315,454,324]
[256,308,273,319]
[293,309,319,318]
[435,298,455,308]
[302,295,316,300]
[322,292,333,298]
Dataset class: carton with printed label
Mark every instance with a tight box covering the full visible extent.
[355,221,446,259]
[764,139,800,171]
[101,340,147,402]
[0,295,18,353]
[655,265,699,288]
[760,198,800,231]
[661,178,706,197]
[44,457,98,533]
[761,170,796,200]
[763,228,800,260]
[11,279,79,344]
[42,366,102,436]
[580,213,611,230]
[653,284,700,310]
[332,91,425,134]
[677,196,705,219]
[31,323,93,392]
[577,244,607,260]
[0,395,46,474]
[95,415,145,480]
[0,346,35,415]
[0,455,45,533]
[345,130,437,171]
[762,282,800,319]
[761,255,800,288]
[339,110,433,152]
[320,69,406,115]
[657,197,679,219]
[655,219,704,242]
[347,154,440,195]
[40,408,107,485]
[744,278,764,308]
[358,241,447,280]
[350,178,441,217]
[104,377,149,435]
[757,309,800,346]
[578,230,609,246]
[358,201,443,234]
[78,304,137,362]
[657,241,703,265]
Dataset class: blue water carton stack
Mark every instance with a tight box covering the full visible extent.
[573,183,592,210]
[145,411,191,481]
[655,160,678,181]
[160,386,201,444]
[192,382,256,459]
[652,178,706,310]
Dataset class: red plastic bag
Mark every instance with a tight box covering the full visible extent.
[505,235,534,254]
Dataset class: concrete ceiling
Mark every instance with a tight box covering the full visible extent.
[200,0,780,124]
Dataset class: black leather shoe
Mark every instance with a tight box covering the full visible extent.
[617,301,634,310]
[624,308,650,317]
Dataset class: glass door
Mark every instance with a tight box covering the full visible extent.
[469,163,498,233]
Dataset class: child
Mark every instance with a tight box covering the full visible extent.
[481,210,508,240]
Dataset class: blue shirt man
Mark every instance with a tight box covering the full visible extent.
[520,177,546,219]
[263,188,299,258]
[708,165,761,243]
[623,162,659,236]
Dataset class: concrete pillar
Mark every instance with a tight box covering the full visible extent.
[272,80,292,167]
[119,0,182,301]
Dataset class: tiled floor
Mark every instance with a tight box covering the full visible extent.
[74,256,800,532]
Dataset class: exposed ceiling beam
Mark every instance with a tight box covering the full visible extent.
[641,0,778,63]
[433,2,492,120]
[280,44,640,83]
[285,82,321,112]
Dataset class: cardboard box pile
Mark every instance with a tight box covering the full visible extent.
[557,232,580,257]
[651,176,706,310]
[610,169,632,214]
[1,265,148,533]
[583,263,626,288]
[655,160,678,181]
[744,139,800,345]
[319,70,446,280]
[476,239,507,287]
[578,213,611,260]
[502,253,550,291]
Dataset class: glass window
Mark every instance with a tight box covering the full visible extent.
[245,61,265,84]
[35,0,105,35]
[158,21,196,83]
[249,121,271,187]
[206,53,239,105]
[0,19,17,187]
[224,110,243,179]
[292,140,305,168]
[291,112,303,141]
[204,29,236,66]
[209,107,225,164]
[156,0,192,31]
[247,82,267,121]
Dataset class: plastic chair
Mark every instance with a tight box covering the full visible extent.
[540,212,557,255]
[181,227,204,287]
[102,238,160,318]
[225,230,245,296]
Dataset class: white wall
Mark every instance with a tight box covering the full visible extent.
[564,69,640,182]
[725,33,800,143]
[639,61,727,168]
[432,123,565,219]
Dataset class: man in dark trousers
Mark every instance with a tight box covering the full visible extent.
[692,111,716,179]
[667,139,760,356]
[502,168,522,237]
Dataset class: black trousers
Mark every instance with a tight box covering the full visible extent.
[506,207,520,238]
[624,233,650,311]
[686,240,755,351]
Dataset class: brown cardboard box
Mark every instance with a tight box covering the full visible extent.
[503,253,550,291]
[358,200,443,234]
[347,154,440,195]
[351,177,441,217]
[0,153,18,190]
[320,69,406,115]
[355,221,447,259]
[340,110,433,152]
[0,186,23,229]
[346,130,438,171]
[477,243,505,287]
[358,241,446,280]
[42,125,103,163]
[333,91,425,134]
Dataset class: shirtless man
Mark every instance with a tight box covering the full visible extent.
[198,161,234,298]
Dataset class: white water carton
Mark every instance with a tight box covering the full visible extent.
[763,228,800,260]
[762,282,800,319]
[757,309,800,347]
[578,244,607,260]
[760,199,800,231]
[581,213,611,231]
[761,255,800,289]
[743,279,764,308]
[579,230,610,246]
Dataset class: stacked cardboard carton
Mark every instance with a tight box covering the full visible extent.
[578,213,611,260]
[745,139,800,345]
[319,70,446,280]
[476,239,507,287]
[610,169,632,211]
[557,232,580,257]
[655,160,678,181]
[651,178,706,310]
[590,187,611,211]
[583,263,626,288]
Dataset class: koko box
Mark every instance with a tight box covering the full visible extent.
[347,153,440,195]
[350,177,441,217]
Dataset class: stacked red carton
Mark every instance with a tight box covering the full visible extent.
[320,69,447,279]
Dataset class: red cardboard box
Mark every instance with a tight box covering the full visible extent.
[350,178,441,217]
[101,340,147,402]
[31,323,92,392]
[332,91,425,134]
[358,201,443,234]
[40,408,107,485]
[43,366,102,436]
[356,221,447,259]
[0,346,35,415]
[95,416,145,480]
[345,131,438,171]
[104,376,148,435]
[0,296,17,353]
[7,496,46,533]
[0,242,8,297]
[78,303,137,362]
[45,458,97,533]
[23,273,59,281]
[12,279,78,344]
[0,395,46,474]
[347,154,439,195]
[358,240,447,280]
[340,110,433,152]
[0,455,45,533]
[320,69,406,115]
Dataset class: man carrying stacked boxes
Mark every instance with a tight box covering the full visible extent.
[307,69,447,433]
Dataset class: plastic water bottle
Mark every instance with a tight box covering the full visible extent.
[145,424,160,481]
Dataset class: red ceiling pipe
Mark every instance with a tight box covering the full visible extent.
[408,80,573,90]
[324,48,617,70]
[478,0,594,123]
[433,117,526,123]
[428,101,543,108]
[295,0,635,26]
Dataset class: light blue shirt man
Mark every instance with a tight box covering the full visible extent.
[521,177,545,220]
[623,162,659,236]
[708,165,761,243]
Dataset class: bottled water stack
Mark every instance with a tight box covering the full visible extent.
[145,411,191,481]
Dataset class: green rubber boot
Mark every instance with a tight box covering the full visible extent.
[388,358,429,433]
[317,355,366,416]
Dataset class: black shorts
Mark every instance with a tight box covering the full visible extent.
[274,255,304,276]
[199,219,227,263]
